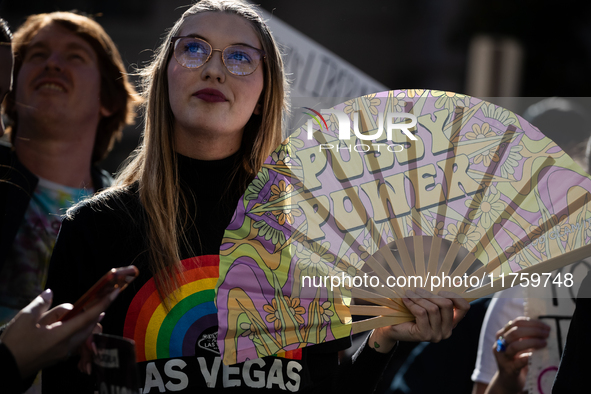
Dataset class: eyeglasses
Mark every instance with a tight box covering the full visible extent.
[171,36,265,76]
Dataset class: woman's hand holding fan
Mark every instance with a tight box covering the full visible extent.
[370,288,470,352]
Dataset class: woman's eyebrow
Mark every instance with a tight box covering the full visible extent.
[183,33,259,49]
[184,33,207,40]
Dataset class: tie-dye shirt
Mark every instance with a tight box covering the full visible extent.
[0,177,92,324]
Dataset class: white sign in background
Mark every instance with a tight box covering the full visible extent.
[259,9,389,134]
[525,261,591,394]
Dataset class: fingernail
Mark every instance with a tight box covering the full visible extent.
[92,342,98,356]
[41,289,53,302]
[98,312,105,323]
[108,288,121,301]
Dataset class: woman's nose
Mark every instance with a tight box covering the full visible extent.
[200,50,226,82]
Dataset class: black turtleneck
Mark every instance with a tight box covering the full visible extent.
[176,152,243,258]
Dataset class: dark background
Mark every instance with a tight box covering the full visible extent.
[2,0,591,172]
[2,2,590,393]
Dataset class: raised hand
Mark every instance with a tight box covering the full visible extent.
[0,288,119,379]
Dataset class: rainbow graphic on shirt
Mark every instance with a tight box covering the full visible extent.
[123,255,219,362]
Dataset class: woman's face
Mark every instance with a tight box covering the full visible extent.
[167,12,264,146]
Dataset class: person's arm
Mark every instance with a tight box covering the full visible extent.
[0,340,26,394]
[471,287,526,392]
[335,331,398,393]
[473,382,487,394]
[483,317,549,394]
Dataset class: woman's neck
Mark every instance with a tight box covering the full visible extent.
[173,125,243,160]
[175,149,243,203]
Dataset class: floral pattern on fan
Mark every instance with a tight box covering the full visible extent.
[216,89,591,365]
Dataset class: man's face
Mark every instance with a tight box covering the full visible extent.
[0,45,14,137]
[14,23,109,136]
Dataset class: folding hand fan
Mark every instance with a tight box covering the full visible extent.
[216,89,591,365]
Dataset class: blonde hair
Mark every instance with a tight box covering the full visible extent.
[114,0,288,301]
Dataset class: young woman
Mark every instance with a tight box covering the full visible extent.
[43,1,469,392]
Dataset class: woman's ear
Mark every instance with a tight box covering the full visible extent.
[100,104,114,118]
[253,102,262,115]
